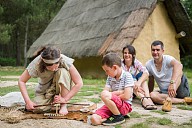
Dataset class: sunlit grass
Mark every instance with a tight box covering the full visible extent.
[0,66,24,76]
[129,111,142,118]
[177,105,192,110]
[130,123,149,128]
[151,110,167,115]
[89,98,101,103]
[157,118,172,125]
[0,86,35,98]
[83,78,105,85]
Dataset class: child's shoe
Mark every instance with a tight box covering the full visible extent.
[162,97,172,112]
[102,114,125,126]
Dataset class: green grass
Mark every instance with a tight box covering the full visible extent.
[151,110,167,115]
[0,86,35,98]
[0,66,24,76]
[89,98,101,103]
[177,105,192,110]
[0,77,38,83]
[129,111,142,118]
[83,78,105,85]
[130,123,149,128]
[157,118,172,125]
[0,86,20,96]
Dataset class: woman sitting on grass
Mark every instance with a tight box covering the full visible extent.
[122,45,157,110]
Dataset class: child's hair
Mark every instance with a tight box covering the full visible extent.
[102,52,121,68]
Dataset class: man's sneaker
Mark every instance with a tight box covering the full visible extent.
[102,114,125,126]
[184,97,192,105]
[162,97,172,112]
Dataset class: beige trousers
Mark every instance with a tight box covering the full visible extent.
[33,68,73,113]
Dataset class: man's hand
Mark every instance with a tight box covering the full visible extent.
[168,84,177,97]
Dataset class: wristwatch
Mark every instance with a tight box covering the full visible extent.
[170,80,175,84]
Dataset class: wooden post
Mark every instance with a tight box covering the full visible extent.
[175,31,186,38]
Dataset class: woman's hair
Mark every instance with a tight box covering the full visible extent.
[102,52,121,68]
[39,46,61,73]
[122,45,136,67]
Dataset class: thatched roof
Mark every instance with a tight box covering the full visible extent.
[27,0,192,58]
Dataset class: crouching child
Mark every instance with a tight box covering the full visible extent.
[90,52,134,126]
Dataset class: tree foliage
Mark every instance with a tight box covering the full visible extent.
[0,0,66,66]
[181,0,192,19]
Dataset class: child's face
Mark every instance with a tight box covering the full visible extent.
[102,64,117,78]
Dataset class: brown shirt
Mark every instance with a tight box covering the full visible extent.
[26,54,74,94]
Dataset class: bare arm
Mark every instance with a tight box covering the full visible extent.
[18,69,36,110]
[168,59,183,97]
[170,59,183,84]
[119,87,132,100]
[148,76,154,93]
[62,65,83,102]
[134,72,149,88]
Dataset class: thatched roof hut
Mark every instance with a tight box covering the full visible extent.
[27,0,192,78]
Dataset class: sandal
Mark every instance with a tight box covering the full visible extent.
[141,97,157,110]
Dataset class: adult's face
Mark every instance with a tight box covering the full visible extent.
[151,45,164,60]
[46,63,60,71]
[123,48,133,62]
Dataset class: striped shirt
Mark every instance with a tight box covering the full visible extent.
[105,69,134,104]
[122,59,149,77]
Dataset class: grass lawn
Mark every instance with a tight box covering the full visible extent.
[0,66,192,102]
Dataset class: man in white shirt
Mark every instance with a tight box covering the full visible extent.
[146,40,191,111]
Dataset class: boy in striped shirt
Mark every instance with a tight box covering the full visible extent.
[90,52,134,126]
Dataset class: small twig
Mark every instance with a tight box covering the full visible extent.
[34,103,90,108]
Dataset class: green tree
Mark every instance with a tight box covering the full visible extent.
[0,5,13,44]
[0,0,66,66]
[181,0,192,19]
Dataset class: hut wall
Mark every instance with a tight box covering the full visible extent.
[73,56,106,79]
[133,2,180,65]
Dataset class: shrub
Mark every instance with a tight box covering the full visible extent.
[181,55,192,69]
[0,57,16,66]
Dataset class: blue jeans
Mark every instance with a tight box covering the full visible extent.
[132,72,143,81]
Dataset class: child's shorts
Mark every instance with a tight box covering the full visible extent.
[95,94,132,119]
